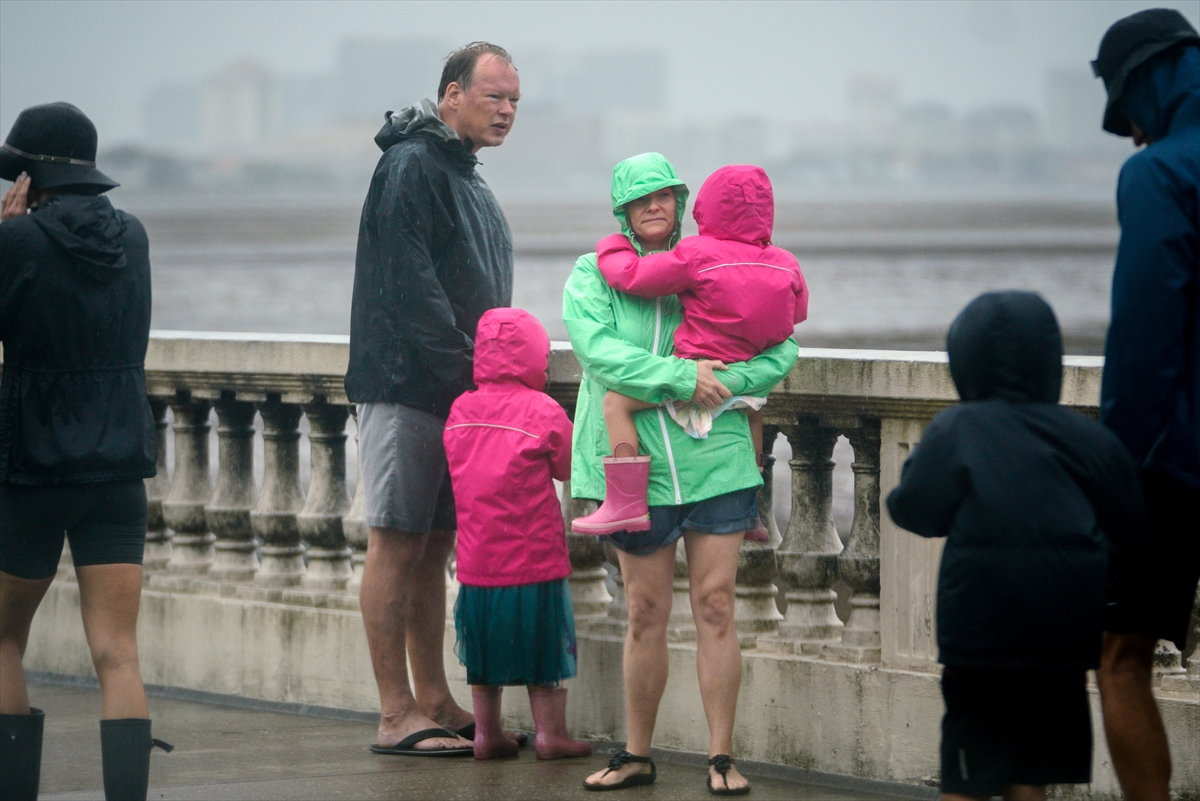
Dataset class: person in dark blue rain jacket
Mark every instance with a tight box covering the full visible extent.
[1090,9,1200,801]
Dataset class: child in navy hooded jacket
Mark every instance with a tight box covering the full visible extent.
[887,291,1147,800]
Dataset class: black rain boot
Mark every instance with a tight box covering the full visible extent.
[0,707,44,801]
[100,718,173,801]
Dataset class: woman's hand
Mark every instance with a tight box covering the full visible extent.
[691,359,732,409]
[1,173,31,221]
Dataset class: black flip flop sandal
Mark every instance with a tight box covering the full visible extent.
[583,750,657,791]
[707,754,751,796]
[369,727,473,756]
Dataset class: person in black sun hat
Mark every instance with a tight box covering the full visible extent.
[0,102,171,801]
[1090,9,1200,801]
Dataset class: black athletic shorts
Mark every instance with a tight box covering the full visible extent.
[0,480,148,580]
[1106,470,1200,649]
[940,666,1092,796]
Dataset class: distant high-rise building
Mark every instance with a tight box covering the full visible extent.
[335,38,448,121]
[202,60,278,150]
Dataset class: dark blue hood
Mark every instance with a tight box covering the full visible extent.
[1120,44,1200,142]
[947,291,1063,404]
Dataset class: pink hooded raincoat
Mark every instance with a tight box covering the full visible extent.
[596,164,808,364]
[444,308,573,588]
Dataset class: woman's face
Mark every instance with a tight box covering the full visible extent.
[625,188,677,251]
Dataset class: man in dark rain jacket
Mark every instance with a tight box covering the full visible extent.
[887,291,1147,801]
[1090,10,1200,801]
[344,42,520,756]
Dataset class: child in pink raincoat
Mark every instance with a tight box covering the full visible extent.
[443,307,592,761]
[572,165,808,538]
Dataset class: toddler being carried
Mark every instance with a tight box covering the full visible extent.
[572,165,807,537]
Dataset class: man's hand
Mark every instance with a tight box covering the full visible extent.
[691,359,732,410]
[1,173,31,221]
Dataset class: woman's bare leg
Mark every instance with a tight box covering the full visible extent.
[684,530,749,792]
[0,572,54,714]
[583,545,674,788]
[603,391,658,456]
[75,563,148,719]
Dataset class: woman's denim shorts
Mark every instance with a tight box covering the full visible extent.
[606,487,760,556]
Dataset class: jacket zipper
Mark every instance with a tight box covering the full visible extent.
[653,298,683,504]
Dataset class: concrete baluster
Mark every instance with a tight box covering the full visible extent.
[143,398,173,571]
[563,489,613,624]
[252,400,306,586]
[298,402,353,591]
[344,408,368,594]
[206,398,259,581]
[163,395,215,574]
[591,540,629,638]
[734,426,783,648]
[759,418,843,654]
[827,420,882,662]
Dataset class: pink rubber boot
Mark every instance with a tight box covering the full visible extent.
[471,688,519,760]
[571,443,651,536]
[528,686,592,760]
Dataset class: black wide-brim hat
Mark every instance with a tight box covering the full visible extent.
[1092,8,1200,136]
[0,102,118,191]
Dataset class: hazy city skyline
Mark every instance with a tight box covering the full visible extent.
[4,0,1198,145]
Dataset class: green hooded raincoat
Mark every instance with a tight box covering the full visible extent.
[563,152,800,506]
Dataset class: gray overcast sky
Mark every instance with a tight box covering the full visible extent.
[2,0,1198,145]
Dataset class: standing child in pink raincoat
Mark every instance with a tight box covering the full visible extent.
[572,165,808,537]
[443,307,592,761]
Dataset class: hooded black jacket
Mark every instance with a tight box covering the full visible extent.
[886,292,1148,671]
[345,100,513,416]
[1101,44,1200,491]
[0,194,156,485]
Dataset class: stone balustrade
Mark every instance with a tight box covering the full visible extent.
[12,332,1198,799]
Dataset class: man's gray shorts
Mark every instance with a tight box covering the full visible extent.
[356,402,456,534]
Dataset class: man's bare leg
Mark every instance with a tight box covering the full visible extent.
[603,390,658,456]
[407,528,472,732]
[584,545,674,788]
[1097,630,1171,801]
[685,531,749,793]
[359,526,468,751]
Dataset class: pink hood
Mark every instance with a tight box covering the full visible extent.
[692,165,774,246]
[445,307,573,588]
[473,307,550,390]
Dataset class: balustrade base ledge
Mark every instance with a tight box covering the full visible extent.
[22,580,1199,800]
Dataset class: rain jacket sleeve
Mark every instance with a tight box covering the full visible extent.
[1100,151,1198,473]
[886,411,971,539]
[595,233,693,298]
[547,403,573,482]
[375,152,476,395]
[563,254,698,404]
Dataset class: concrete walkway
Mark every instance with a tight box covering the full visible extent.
[29,680,916,801]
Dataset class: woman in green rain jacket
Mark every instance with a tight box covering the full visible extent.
[565,153,798,794]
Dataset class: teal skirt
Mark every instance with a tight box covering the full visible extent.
[453,578,578,686]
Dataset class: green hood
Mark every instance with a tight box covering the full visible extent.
[610,152,689,255]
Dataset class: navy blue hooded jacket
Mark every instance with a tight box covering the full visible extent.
[887,292,1148,670]
[1101,44,1200,491]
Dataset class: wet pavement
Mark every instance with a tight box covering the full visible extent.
[30,681,913,801]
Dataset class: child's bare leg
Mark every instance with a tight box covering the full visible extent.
[747,409,764,466]
[603,390,657,456]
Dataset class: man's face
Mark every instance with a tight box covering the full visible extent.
[443,55,520,152]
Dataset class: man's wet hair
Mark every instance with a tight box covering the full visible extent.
[438,42,514,102]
